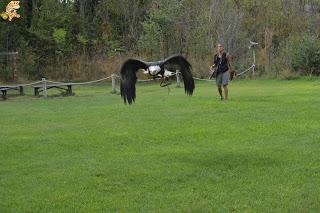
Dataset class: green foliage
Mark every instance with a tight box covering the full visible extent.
[0,65,13,81]
[138,20,161,57]
[53,28,71,56]
[286,35,320,75]
[0,0,320,80]
[76,34,88,46]
[53,28,67,45]
[137,2,181,58]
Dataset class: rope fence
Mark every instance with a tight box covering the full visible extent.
[193,77,215,82]
[1,65,255,100]
[236,64,255,76]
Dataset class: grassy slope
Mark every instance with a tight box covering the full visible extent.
[0,79,320,212]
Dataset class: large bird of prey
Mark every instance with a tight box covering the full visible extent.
[120,55,195,104]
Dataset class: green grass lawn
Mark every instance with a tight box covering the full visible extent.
[1,79,320,212]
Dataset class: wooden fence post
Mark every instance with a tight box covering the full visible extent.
[42,78,47,98]
[19,86,24,96]
[176,70,181,88]
[111,74,116,94]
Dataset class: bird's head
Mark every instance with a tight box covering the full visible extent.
[148,65,161,76]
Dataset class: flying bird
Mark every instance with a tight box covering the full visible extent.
[120,55,195,104]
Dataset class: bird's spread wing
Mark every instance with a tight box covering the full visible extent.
[120,59,148,104]
[161,55,195,95]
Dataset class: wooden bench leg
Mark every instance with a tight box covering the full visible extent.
[19,86,24,96]
[2,90,7,100]
[34,87,39,96]
[67,85,73,96]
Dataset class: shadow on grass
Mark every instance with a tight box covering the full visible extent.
[174,151,279,172]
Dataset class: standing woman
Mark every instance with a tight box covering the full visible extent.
[210,44,233,100]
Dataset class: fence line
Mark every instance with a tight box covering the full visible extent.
[2,69,254,90]
[236,65,255,76]
[2,68,255,100]
[45,76,114,85]
[193,77,215,82]
[138,79,159,82]
[12,81,43,87]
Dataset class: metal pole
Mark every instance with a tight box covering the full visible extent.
[111,74,116,94]
[42,78,47,98]
[252,48,256,77]
[176,70,181,88]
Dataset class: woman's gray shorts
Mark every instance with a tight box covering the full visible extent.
[216,71,230,86]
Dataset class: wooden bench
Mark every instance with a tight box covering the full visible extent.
[0,85,24,100]
[33,83,73,97]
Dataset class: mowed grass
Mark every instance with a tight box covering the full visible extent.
[0,79,320,212]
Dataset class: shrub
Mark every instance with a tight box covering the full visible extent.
[286,35,320,76]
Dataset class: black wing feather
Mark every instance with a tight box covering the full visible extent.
[161,55,195,95]
[120,59,148,104]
